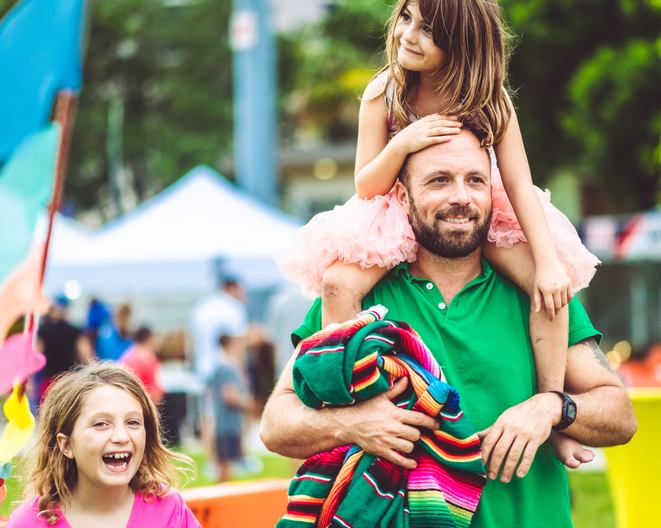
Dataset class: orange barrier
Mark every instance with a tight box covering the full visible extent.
[0,479,290,527]
[181,478,290,528]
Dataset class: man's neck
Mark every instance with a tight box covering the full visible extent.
[407,246,483,304]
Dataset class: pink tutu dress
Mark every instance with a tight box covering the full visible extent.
[278,73,599,297]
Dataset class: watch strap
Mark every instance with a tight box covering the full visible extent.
[550,391,576,431]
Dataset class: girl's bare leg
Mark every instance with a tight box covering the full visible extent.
[321,261,390,328]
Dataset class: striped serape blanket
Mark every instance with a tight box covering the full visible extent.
[278,305,486,528]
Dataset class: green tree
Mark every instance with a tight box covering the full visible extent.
[564,38,661,210]
[278,0,394,145]
[501,0,661,210]
[69,0,233,214]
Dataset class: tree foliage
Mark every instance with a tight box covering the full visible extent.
[68,0,233,214]
[2,0,660,214]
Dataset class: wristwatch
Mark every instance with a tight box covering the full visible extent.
[550,391,577,430]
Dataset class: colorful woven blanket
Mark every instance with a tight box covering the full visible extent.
[278,306,486,528]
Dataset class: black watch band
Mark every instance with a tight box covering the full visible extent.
[550,391,577,431]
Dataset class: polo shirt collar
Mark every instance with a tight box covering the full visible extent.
[392,257,493,287]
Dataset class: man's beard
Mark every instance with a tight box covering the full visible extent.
[409,200,493,258]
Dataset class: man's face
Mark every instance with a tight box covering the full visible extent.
[397,132,492,258]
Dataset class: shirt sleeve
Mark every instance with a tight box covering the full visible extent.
[167,491,202,528]
[567,297,602,346]
[291,298,322,348]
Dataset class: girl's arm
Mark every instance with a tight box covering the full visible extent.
[494,94,573,317]
[355,79,460,199]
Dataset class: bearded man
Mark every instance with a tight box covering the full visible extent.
[261,129,636,527]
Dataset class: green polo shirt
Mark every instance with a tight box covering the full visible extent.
[293,259,600,528]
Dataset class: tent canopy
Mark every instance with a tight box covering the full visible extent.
[45,166,300,295]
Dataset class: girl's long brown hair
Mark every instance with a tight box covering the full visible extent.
[384,0,514,147]
[22,362,195,525]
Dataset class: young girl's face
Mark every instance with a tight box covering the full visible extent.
[394,1,445,74]
[57,384,146,493]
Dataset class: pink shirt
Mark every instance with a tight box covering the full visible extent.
[7,491,201,527]
[119,345,165,401]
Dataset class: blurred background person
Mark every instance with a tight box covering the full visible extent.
[36,296,93,402]
[207,333,253,482]
[95,302,134,361]
[119,325,165,402]
[84,297,111,350]
[245,323,275,416]
[190,279,249,383]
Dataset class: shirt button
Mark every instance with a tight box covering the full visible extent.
[438,302,446,309]
[426,283,433,290]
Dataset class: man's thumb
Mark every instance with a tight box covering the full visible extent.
[383,377,408,400]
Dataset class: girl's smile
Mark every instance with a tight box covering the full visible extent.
[57,385,146,492]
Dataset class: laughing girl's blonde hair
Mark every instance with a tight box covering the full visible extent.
[22,362,194,525]
[383,0,514,147]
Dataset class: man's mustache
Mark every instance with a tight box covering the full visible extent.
[435,205,479,222]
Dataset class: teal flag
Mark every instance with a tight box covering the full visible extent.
[0,0,86,164]
[0,124,60,284]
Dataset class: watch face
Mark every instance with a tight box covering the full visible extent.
[567,403,577,420]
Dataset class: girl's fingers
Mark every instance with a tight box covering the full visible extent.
[534,290,542,314]
[429,136,452,145]
[545,294,556,320]
[430,127,461,136]
[554,292,563,314]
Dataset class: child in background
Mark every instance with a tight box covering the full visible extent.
[119,326,165,403]
[7,362,200,527]
[208,334,253,482]
[279,0,599,465]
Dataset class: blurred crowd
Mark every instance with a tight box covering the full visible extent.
[30,278,276,482]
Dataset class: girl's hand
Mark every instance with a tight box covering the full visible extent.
[534,265,574,320]
[391,114,461,155]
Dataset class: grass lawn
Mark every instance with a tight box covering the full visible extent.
[568,470,616,528]
[1,450,616,527]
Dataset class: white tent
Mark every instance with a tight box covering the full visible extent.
[44,166,300,298]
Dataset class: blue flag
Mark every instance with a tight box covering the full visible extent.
[0,0,86,164]
[0,124,60,284]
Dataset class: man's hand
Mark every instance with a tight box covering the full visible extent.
[477,392,561,483]
[335,377,439,469]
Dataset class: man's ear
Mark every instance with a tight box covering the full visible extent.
[394,181,410,215]
[57,433,74,459]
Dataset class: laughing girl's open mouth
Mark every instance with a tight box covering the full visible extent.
[102,452,132,470]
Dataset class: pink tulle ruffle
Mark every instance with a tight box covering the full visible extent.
[279,167,599,297]
[489,166,600,292]
[277,192,417,297]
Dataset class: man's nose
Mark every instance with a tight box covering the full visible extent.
[449,182,470,205]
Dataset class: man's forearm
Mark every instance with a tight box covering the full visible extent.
[563,338,637,447]
[565,385,636,447]
[260,388,344,459]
